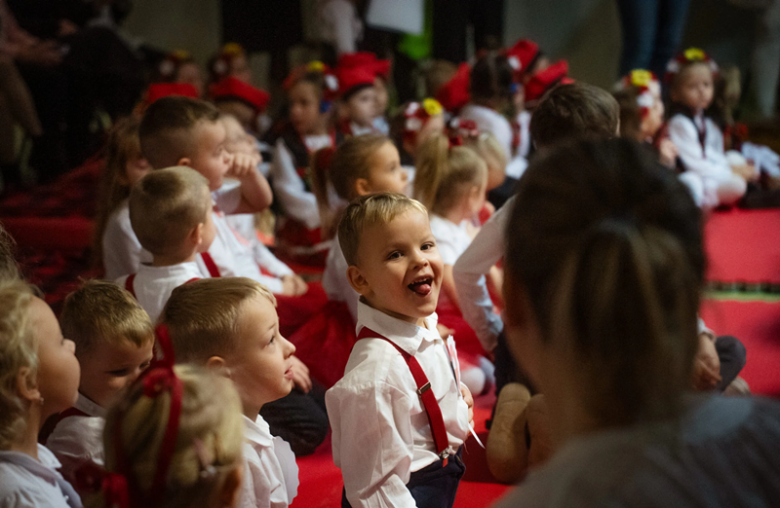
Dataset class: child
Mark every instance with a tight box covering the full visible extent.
[96,118,151,280]
[208,42,253,87]
[450,121,508,209]
[291,135,409,387]
[154,49,204,97]
[0,278,81,507]
[115,167,216,323]
[162,277,302,506]
[210,76,271,136]
[326,193,474,508]
[92,361,245,508]
[336,63,380,138]
[45,280,154,489]
[666,48,751,208]
[495,137,780,507]
[391,99,446,169]
[337,52,392,134]
[270,62,339,266]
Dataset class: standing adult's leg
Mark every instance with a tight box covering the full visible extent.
[615,0,659,76]
[650,0,692,78]
[751,1,780,119]
[432,0,469,64]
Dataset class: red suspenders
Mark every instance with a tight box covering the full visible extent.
[356,327,452,464]
[199,252,222,278]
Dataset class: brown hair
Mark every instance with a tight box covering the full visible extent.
[414,134,487,216]
[59,279,153,355]
[0,222,18,281]
[425,60,458,98]
[93,118,144,268]
[613,89,644,141]
[338,193,428,266]
[128,167,210,257]
[469,52,514,106]
[139,96,221,169]
[530,83,619,149]
[161,277,275,364]
[505,138,702,426]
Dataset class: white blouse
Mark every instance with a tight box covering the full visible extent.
[0,444,82,508]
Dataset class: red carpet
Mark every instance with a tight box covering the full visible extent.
[704,208,780,284]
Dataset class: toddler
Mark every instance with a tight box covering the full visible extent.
[392,99,446,169]
[0,278,81,507]
[154,49,204,97]
[326,193,474,508]
[162,277,302,507]
[45,280,154,489]
[666,48,751,208]
[116,167,216,323]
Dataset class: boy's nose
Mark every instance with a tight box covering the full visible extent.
[281,335,296,357]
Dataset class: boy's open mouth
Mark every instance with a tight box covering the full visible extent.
[408,277,433,296]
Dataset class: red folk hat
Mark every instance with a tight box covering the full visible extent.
[209,76,270,112]
[505,39,540,81]
[336,64,377,97]
[525,60,573,105]
[146,83,200,105]
[435,63,471,114]
[338,52,391,80]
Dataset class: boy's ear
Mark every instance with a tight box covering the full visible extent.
[346,265,371,297]
[355,178,371,197]
[189,223,205,248]
[177,157,192,167]
[16,367,41,404]
[206,356,228,374]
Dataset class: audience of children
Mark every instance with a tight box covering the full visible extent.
[45,280,154,491]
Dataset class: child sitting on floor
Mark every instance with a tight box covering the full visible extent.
[97,118,151,280]
[115,167,216,323]
[337,52,392,135]
[0,278,81,507]
[154,49,205,97]
[335,62,381,139]
[162,277,302,506]
[326,193,474,508]
[45,280,154,490]
[391,99,445,170]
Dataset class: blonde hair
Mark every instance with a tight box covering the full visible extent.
[161,277,276,364]
[414,134,487,216]
[463,131,506,191]
[0,278,36,450]
[0,222,19,281]
[338,193,428,266]
[59,279,154,356]
[100,365,243,508]
[310,134,391,238]
[94,118,143,268]
[129,167,210,257]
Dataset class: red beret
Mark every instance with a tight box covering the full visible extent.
[146,83,200,105]
[336,65,377,97]
[525,60,573,104]
[209,76,270,112]
[435,63,471,114]
[338,52,391,80]
[505,39,540,81]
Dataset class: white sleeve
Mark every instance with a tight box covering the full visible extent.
[270,139,321,229]
[45,417,105,485]
[254,243,294,278]
[102,208,142,280]
[668,116,732,180]
[326,377,418,508]
[214,185,243,215]
[453,197,513,352]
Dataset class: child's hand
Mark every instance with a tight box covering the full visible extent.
[281,275,308,296]
[692,332,721,391]
[658,139,678,168]
[460,383,474,426]
[226,152,261,179]
[731,162,759,182]
[289,355,313,393]
[436,323,455,339]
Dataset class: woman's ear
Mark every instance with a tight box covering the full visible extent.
[346,265,370,297]
[15,367,41,404]
[354,178,371,196]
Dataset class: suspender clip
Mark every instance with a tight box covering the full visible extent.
[417,382,431,396]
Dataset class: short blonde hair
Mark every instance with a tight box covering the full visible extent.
[464,131,506,190]
[0,279,36,449]
[102,365,243,508]
[129,166,210,257]
[59,279,154,356]
[338,193,428,267]
[161,277,276,364]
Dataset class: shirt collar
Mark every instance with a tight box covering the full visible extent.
[356,299,440,356]
[137,261,202,278]
[243,414,274,448]
[74,393,106,418]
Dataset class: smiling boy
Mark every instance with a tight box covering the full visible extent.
[326,193,474,508]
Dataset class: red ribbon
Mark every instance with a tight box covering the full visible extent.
[74,464,130,508]
[448,136,464,148]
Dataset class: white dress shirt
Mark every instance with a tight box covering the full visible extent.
[459,104,513,161]
[453,196,514,352]
[44,394,106,489]
[271,135,332,230]
[116,261,206,324]
[322,235,359,321]
[102,200,143,280]
[0,444,82,508]
[239,415,299,508]
[429,216,472,266]
[326,301,470,508]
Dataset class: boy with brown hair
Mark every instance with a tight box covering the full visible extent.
[326,193,474,508]
[115,166,216,323]
[45,279,154,488]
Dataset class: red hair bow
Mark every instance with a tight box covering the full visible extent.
[75,463,130,508]
[448,136,464,149]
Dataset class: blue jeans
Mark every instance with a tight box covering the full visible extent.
[616,0,692,77]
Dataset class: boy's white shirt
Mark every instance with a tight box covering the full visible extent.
[270,135,332,229]
[459,104,513,161]
[0,444,81,508]
[102,200,144,280]
[326,301,470,508]
[115,261,206,324]
[429,215,472,266]
[239,415,299,508]
[44,394,105,488]
[453,196,513,353]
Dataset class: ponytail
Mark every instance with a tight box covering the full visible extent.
[414,134,450,210]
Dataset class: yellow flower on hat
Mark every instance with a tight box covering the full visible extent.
[307,61,326,73]
[630,69,654,88]
[222,42,244,55]
[422,98,443,117]
[684,47,706,62]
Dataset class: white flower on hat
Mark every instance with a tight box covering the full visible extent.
[405,117,423,132]
[508,56,521,71]
[325,74,339,91]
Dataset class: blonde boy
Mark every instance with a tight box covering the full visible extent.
[161,277,300,508]
[326,193,474,508]
[47,280,154,486]
[115,166,216,323]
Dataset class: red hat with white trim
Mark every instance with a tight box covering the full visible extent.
[336,64,377,98]
[525,60,574,105]
[338,52,391,80]
[505,39,540,81]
